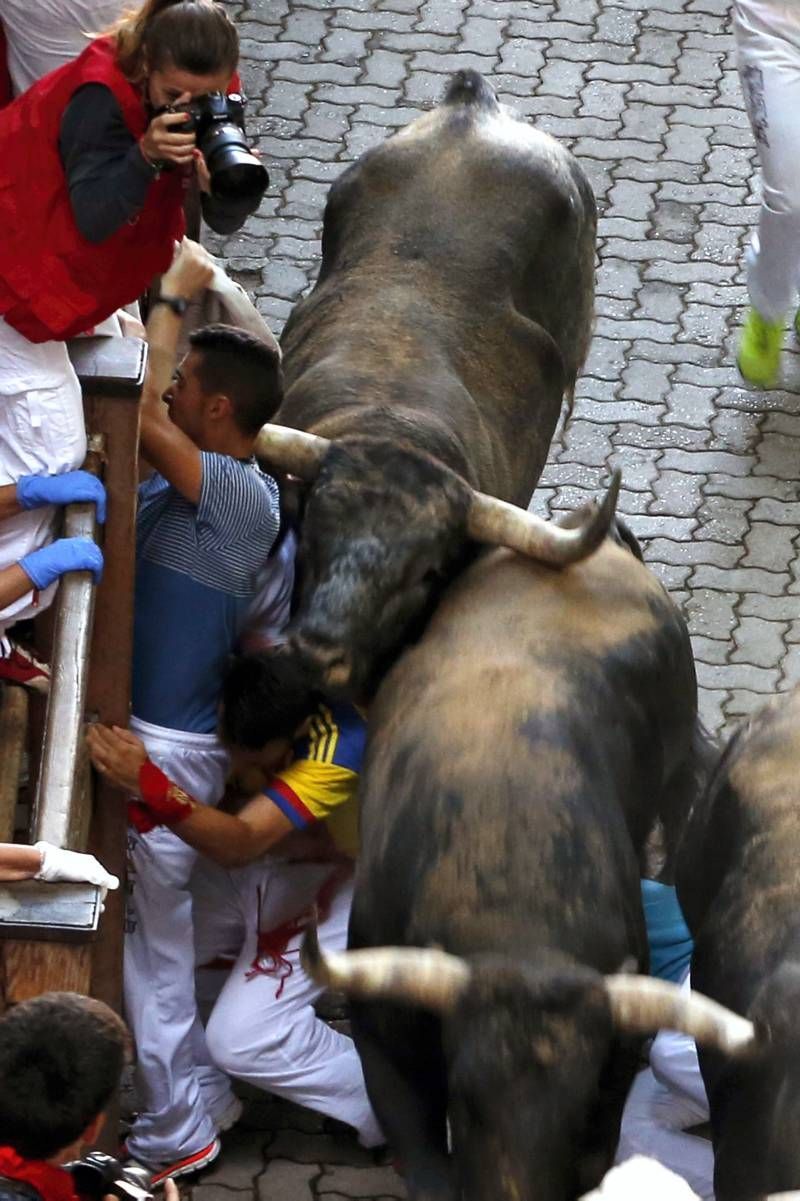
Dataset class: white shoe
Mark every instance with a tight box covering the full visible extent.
[214,1095,244,1134]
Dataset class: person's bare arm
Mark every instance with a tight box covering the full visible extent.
[0,843,42,882]
[87,724,297,868]
[0,484,21,522]
[139,240,214,504]
[0,563,34,609]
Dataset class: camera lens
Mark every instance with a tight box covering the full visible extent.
[201,124,269,202]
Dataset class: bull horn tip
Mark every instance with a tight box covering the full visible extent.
[602,468,622,522]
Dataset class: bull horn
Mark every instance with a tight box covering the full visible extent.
[301,924,471,1014]
[255,424,331,480]
[604,974,758,1057]
[466,471,621,566]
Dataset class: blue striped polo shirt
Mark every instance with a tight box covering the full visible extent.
[132,452,280,733]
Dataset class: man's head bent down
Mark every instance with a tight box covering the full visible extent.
[163,323,283,448]
[0,992,130,1160]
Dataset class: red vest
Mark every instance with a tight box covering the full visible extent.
[0,37,186,342]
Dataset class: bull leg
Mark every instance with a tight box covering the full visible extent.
[351,1001,454,1201]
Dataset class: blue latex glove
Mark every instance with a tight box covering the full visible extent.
[16,471,107,523]
[19,538,104,590]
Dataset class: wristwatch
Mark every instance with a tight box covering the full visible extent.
[152,294,189,317]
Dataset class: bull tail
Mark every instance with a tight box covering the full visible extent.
[444,70,499,111]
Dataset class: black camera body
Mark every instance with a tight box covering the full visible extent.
[170,91,268,205]
[65,1152,153,1201]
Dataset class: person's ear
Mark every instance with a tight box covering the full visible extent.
[208,392,234,423]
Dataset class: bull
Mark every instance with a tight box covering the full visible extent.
[676,688,800,1201]
[302,537,740,1201]
[257,69,606,699]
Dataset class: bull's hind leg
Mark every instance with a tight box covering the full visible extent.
[351,1000,454,1201]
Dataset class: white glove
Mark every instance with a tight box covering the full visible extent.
[33,841,119,892]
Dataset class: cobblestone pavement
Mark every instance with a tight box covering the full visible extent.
[196,0,795,1195]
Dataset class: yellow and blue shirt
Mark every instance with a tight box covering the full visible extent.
[264,701,364,856]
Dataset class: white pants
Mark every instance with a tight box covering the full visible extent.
[0,317,86,634]
[735,0,800,320]
[616,971,713,1200]
[193,856,384,1148]
[124,716,235,1167]
[0,0,128,95]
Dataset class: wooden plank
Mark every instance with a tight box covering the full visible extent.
[82,390,142,1013]
[0,941,92,1007]
[67,337,146,396]
[0,686,27,842]
[0,880,102,940]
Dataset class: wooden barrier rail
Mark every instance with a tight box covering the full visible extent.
[0,335,146,1022]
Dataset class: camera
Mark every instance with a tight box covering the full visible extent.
[162,92,268,205]
[65,1151,153,1201]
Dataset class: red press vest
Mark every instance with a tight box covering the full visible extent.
[0,36,186,342]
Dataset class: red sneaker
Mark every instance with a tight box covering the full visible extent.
[144,1139,221,1187]
[0,637,50,694]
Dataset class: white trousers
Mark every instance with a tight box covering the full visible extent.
[193,856,384,1148]
[616,971,713,1201]
[0,317,86,634]
[735,0,800,320]
[0,1,128,95]
[124,716,236,1167]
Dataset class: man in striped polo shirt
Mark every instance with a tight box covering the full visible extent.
[123,241,283,1181]
[88,651,383,1161]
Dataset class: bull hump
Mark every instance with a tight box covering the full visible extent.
[729,689,800,804]
[431,543,667,656]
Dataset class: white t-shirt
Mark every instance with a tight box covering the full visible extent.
[0,0,126,96]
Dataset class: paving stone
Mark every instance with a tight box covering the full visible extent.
[318,1166,406,1198]
[731,616,789,668]
[256,1160,319,1201]
[266,1129,375,1165]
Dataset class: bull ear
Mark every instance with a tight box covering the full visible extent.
[466,471,621,566]
[255,424,331,481]
[604,974,759,1057]
[301,924,471,1014]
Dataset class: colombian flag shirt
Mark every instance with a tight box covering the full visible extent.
[263,702,364,856]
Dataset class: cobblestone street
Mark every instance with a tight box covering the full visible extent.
[197,0,796,1195]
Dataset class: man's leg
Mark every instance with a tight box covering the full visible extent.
[124,719,231,1171]
[204,865,383,1148]
[734,0,800,384]
[191,856,248,1128]
[735,0,800,322]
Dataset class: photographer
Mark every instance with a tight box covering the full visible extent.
[0,992,177,1201]
[0,0,265,684]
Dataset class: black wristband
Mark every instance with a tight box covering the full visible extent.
[152,294,188,317]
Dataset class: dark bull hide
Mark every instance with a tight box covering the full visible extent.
[677,688,800,1201]
[257,70,603,698]
[303,539,736,1201]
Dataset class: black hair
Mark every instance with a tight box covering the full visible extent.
[220,648,315,749]
[189,323,283,436]
[0,992,130,1159]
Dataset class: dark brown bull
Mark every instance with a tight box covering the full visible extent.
[676,689,800,1201]
[257,69,604,698]
[303,538,736,1201]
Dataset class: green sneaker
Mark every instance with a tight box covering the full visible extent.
[737,307,783,388]
[795,307,800,344]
